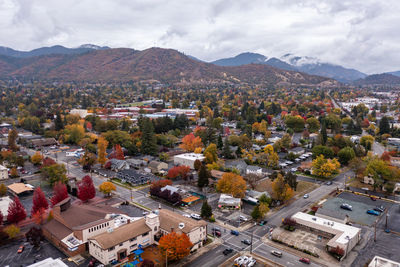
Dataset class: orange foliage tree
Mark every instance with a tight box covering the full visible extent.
[179,133,203,152]
[167,166,190,180]
[151,179,172,188]
[158,231,193,261]
[97,136,108,166]
[115,144,125,160]
[216,172,247,198]
[271,173,294,202]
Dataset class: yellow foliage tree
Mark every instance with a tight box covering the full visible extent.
[97,137,109,166]
[204,143,218,163]
[99,181,116,197]
[216,172,247,198]
[4,224,20,239]
[312,155,340,178]
[31,151,43,165]
[271,174,294,202]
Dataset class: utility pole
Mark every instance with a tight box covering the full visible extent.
[374,219,377,242]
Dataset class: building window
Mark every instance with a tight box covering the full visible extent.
[108,246,115,251]
[119,242,124,246]
[130,237,137,242]
[142,232,149,237]
[130,244,137,249]
[154,226,157,231]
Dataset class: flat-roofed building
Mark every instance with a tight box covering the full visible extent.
[291,212,361,257]
[173,153,205,169]
[0,164,8,180]
[368,256,400,267]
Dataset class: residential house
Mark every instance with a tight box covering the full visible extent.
[126,158,146,169]
[210,170,225,180]
[29,138,58,148]
[0,164,8,180]
[148,161,168,174]
[158,209,207,251]
[288,147,305,156]
[0,196,12,219]
[109,159,130,172]
[246,165,263,176]
[88,214,159,265]
[7,183,34,195]
[225,160,248,175]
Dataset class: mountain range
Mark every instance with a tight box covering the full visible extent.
[211,52,367,83]
[0,46,337,86]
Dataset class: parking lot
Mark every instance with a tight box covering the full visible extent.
[320,195,380,226]
[0,239,78,267]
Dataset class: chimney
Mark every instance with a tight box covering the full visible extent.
[171,227,174,232]
[127,219,130,224]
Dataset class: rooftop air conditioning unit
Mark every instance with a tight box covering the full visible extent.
[179,223,185,229]
[107,228,113,233]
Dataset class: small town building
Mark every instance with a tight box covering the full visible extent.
[246,165,263,176]
[70,109,89,118]
[109,159,130,172]
[126,158,146,169]
[291,212,361,257]
[0,164,8,180]
[368,256,400,267]
[7,183,34,195]
[27,257,69,267]
[288,147,305,156]
[158,209,207,251]
[29,138,59,148]
[210,170,225,180]
[148,161,168,174]
[218,194,241,210]
[173,153,205,169]
[225,160,248,175]
[116,169,152,186]
[0,196,12,218]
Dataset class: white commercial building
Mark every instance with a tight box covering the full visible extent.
[0,164,8,180]
[292,212,361,257]
[368,256,400,267]
[69,109,89,118]
[173,153,205,169]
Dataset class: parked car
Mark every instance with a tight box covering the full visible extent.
[259,220,267,226]
[271,250,282,257]
[374,206,385,212]
[370,196,377,201]
[303,194,309,199]
[290,167,298,172]
[223,248,233,255]
[212,229,221,237]
[239,215,248,222]
[190,213,201,220]
[231,230,239,236]
[17,245,24,253]
[183,214,191,218]
[367,210,380,216]
[326,181,332,185]
[295,158,301,162]
[299,257,311,264]
[241,239,252,245]
[247,258,257,267]
[340,203,352,211]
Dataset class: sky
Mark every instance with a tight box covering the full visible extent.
[0,0,399,74]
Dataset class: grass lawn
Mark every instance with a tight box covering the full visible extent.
[294,180,319,196]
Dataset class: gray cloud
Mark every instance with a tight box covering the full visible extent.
[0,0,398,73]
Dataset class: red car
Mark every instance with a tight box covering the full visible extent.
[17,245,24,253]
[299,257,310,264]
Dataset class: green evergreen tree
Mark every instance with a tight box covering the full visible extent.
[251,205,261,220]
[201,201,212,218]
[140,118,158,155]
[197,164,209,188]
[321,121,327,145]
[379,116,390,135]
[217,135,223,150]
[55,111,64,131]
[222,138,233,159]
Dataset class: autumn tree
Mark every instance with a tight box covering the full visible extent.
[0,183,7,196]
[77,175,96,202]
[139,117,158,156]
[99,181,116,197]
[204,143,218,163]
[194,159,202,171]
[167,166,190,180]
[337,147,355,165]
[151,179,172,188]
[312,155,340,178]
[8,128,18,151]
[31,151,44,165]
[115,144,125,160]
[244,174,260,190]
[4,224,20,239]
[0,211,3,225]
[180,133,203,152]
[306,117,320,133]
[64,124,85,144]
[252,203,269,220]
[41,157,56,168]
[158,231,193,261]
[41,163,67,186]
[271,174,294,202]
[97,136,108,166]
[201,201,212,219]
[7,196,27,224]
[50,182,68,206]
[141,259,155,267]
[360,135,374,151]
[31,187,48,215]
[216,172,247,198]
[10,167,18,178]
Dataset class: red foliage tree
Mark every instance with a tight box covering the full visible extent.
[381,151,391,162]
[41,157,56,168]
[7,196,27,224]
[0,211,3,225]
[104,161,112,169]
[50,182,69,206]
[151,179,172,189]
[77,175,96,202]
[31,187,49,215]
[167,166,190,180]
[115,144,125,160]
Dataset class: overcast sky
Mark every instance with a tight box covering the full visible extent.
[1,0,399,74]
